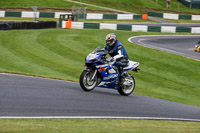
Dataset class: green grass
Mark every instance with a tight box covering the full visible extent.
[0,17,157,24]
[0,0,75,8]
[0,17,59,22]
[0,29,200,107]
[1,0,200,15]
[73,0,200,14]
[83,19,158,24]
[0,119,200,133]
[0,0,99,10]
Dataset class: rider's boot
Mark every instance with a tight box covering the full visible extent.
[119,73,125,86]
[114,66,125,88]
[113,66,119,88]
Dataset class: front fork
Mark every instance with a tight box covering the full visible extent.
[90,69,97,81]
[85,67,103,87]
[85,67,97,81]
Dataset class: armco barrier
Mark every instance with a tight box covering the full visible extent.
[0,11,143,20]
[84,23,100,29]
[117,24,132,31]
[148,11,200,21]
[62,21,200,33]
[148,12,163,18]
[0,22,11,30]
[178,0,200,9]
[0,21,57,30]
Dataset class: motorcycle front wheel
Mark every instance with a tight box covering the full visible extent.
[79,70,97,92]
[118,73,135,96]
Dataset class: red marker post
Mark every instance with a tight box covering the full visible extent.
[166,0,171,8]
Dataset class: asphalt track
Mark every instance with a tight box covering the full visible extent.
[0,73,200,121]
[129,35,200,61]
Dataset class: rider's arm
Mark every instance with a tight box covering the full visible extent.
[104,45,109,54]
[113,45,124,60]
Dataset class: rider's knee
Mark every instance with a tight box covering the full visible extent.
[118,65,123,71]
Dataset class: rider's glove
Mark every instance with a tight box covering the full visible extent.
[106,57,113,62]
[113,55,123,61]
[111,57,115,62]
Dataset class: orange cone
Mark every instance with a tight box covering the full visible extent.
[66,21,72,28]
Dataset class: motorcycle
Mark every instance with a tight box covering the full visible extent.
[79,46,140,96]
[194,44,200,52]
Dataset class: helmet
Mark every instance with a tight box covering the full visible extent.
[105,33,116,46]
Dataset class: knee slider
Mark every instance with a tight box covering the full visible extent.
[118,65,123,71]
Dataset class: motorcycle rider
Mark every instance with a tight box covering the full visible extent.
[195,40,200,52]
[105,33,129,86]
[195,40,200,48]
[198,40,200,45]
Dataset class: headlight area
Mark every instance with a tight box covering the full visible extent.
[95,57,105,64]
[86,54,98,61]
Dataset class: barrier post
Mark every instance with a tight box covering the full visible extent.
[32,6,38,22]
[142,14,148,20]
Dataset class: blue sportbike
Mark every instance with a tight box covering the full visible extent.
[79,46,140,96]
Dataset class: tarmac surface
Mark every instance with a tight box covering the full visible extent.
[129,35,200,61]
[0,73,200,121]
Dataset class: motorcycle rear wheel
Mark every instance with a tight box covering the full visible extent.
[80,70,97,92]
[118,74,135,96]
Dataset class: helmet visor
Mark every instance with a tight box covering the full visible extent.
[106,39,114,46]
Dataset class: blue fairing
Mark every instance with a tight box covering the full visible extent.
[98,65,118,88]
[86,52,105,64]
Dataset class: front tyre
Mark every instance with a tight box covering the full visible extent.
[80,70,97,92]
[118,73,135,96]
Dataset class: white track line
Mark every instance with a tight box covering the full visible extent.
[0,73,76,83]
[0,116,200,122]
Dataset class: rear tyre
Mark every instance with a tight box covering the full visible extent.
[118,73,135,96]
[80,70,97,92]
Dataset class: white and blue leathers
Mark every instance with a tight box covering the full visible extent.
[105,40,129,83]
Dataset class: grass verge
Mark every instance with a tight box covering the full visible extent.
[0,119,200,133]
[83,19,158,24]
[0,0,100,10]
[0,29,200,107]
[73,0,200,14]
[1,0,200,15]
[0,17,157,24]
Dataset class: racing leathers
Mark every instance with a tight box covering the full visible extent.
[105,39,129,85]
